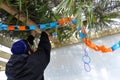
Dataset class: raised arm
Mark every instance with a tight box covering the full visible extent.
[38,31,51,55]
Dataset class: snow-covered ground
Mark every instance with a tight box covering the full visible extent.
[1,33,120,80]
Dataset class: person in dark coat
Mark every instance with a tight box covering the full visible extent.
[5,31,51,80]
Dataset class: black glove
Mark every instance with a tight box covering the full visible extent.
[27,35,35,45]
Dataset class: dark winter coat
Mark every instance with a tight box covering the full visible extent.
[5,32,51,80]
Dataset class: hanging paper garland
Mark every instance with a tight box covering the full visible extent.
[79,29,113,53]
[78,28,120,53]
[82,48,91,72]
[0,17,120,52]
[0,24,37,31]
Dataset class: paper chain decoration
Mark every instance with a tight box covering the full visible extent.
[0,17,120,52]
[0,17,73,31]
[82,48,91,72]
[78,27,120,53]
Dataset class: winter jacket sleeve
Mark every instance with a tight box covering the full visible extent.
[38,31,51,55]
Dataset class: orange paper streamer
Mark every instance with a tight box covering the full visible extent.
[81,29,86,34]
[82,35,113,53]
[19,26,26,31]
[65,17,72,23]
[81,29,112,53]
[58,19,64,25]
[8,25,15,30]
[58,17,72,25]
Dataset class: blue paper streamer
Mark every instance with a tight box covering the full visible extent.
[40,24,47,30]
[82,55,91,64]
[50,22,57,28]
[29,25,36,30]
[52,32,58,38]
[72,19,77,24]
[0,24,8,30]
[82,48,91,72]
[118,41,120,46]
[79,32,86,39]
[77,26,81,31]
[84,63,91,72]
[111,43,120,51]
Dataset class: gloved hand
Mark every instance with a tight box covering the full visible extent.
[27,31,37,45]
[27,35,35,45]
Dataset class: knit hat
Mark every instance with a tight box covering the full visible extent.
[11,40,27,55]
